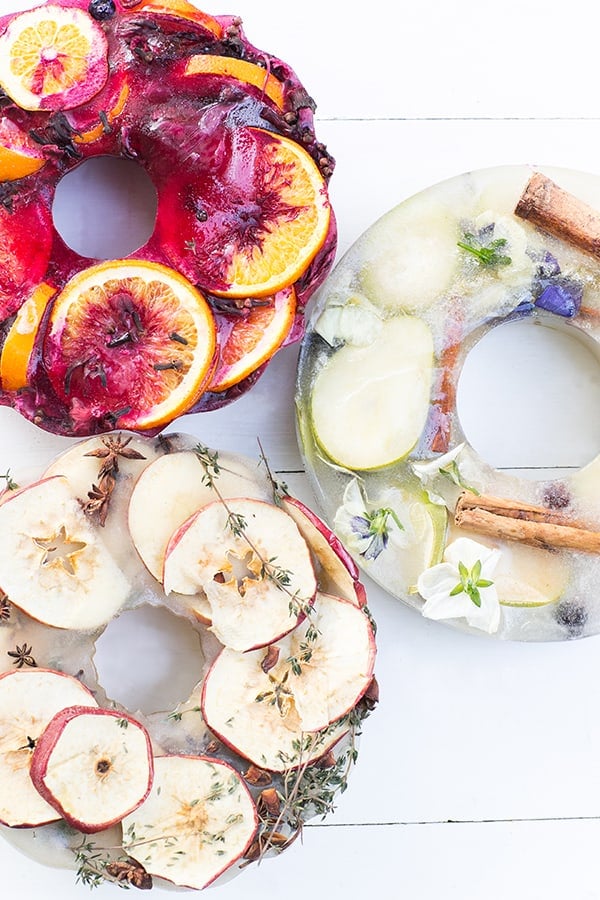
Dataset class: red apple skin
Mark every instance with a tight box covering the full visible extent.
[0,669,97,829]
[30,706,154,834]
[200,594,377,770]
[281,496,367,608]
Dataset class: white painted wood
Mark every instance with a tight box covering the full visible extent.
[2,0,600,897]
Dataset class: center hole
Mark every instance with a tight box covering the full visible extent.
[52,156,158,259]
[94,605,205,716]
[457,318,600,476]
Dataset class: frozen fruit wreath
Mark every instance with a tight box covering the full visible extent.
[0,0,336,437]
[0,433,378,890]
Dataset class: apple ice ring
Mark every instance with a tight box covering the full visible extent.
[297,164,600,642]
[0,431,377,891]
[0,0,336,437]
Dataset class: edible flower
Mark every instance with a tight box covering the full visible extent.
[417,537,501,633]
[412,443,477,508]
[334,478,406,561]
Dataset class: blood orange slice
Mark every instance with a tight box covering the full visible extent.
[0,117,47,181]
[184,55,285,110]
[123,0,222,36]
[157,127,331,298]
[210,287,296,392]
[43,261,216,431]
[0,198,53,323]
[0,5,109,112]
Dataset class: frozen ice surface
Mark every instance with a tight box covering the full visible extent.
[296,164,600,642]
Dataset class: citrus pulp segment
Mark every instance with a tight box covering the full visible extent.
[43,261,216,431]
[184,54,286,109]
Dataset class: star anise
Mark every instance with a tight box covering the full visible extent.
[105,859,152,890]
[8,643,37,669]
[82,436,145,526]
[0,592,11,622]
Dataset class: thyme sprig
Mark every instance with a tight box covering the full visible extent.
[257,437,288,504]
[0,469,18,491]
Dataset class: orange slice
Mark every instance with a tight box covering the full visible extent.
[0,282,56,392]
[0,117,46,181]
[125,0,222,36]
[210,287,296,392]
[0,5,109,111]
[74,80,131,145]
[184,55,285,110]
[44,261,216,431]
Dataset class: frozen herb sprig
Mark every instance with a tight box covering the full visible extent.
[457,230,512,268]
[449,559,494,608]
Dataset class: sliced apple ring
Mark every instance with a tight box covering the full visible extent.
[209,288,296,392]
[43,260,217,432]
[280,495,366,607]
[0,669,97,828]
[128,449,269,583]
[0,476,131,630]
[122,755,257,891]
[164,498,317,651]
[202,592,376,770]
[0,5,109,112]
[30,707,153,834]
[184,54,285,110]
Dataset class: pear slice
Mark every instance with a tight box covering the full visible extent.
[310,315,434,470]
[0,476,131,629]
[122,755,257,890]
[201,592,376,770]
[163,498,317,651]
[30,707,153,834]
[0,669,97,827]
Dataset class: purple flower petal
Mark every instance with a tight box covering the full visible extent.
[535,279,583,317]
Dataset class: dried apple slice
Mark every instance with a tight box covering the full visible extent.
[163,498,317,651]
[0,476,131,629]
[128,450,268,583]
[122,755,257,890]
[202,592,376,770]
[0,669,97,828]
[0,5,109,112]
[30,707,153,834]
[280,495,366,607]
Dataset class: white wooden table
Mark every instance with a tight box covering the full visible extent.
[3,0,600,896]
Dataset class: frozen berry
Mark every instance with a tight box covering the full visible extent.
[88,0,116,20]
[543,483,571,510]
[554,600,587,637]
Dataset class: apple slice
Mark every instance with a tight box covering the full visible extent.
[202,592,376,770]
[163,498,317,651]
[30,707,153,834]
[122,755,257,890]
[0,476,131,629]
[280,495,366,607]
[310,316,434,470]
[128,449,268,583]
[0,669,97,828]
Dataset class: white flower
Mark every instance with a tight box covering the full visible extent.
[417,537,501,634]
[315,292,383,348]
[411,443,466,507]
[334,478,408,561]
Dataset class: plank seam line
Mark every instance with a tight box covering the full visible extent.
[304,815,600,828]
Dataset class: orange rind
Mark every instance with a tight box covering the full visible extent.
[0,282,56,392]
[184,55,285,110]
[210,287,296,392]
[0,117,47,181]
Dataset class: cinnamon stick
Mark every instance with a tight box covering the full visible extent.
[455,491,600,554]
[515,172,600,258]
